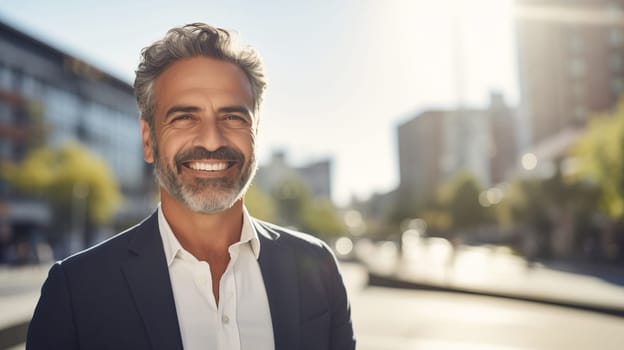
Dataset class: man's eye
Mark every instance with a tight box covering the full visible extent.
[225,115,244,121]
[169,115,196,128]
[223,115,250,127]
[172,115,193,122]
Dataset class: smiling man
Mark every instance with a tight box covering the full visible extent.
[27,23,355,350]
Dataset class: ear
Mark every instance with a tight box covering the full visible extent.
[140,119,154,164]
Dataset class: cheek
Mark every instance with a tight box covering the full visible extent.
[248,130,257,148]
[241,130,256,156]
[158,131,190,160]
[226,128,255,148]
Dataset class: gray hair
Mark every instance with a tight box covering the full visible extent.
[134,23,267,129]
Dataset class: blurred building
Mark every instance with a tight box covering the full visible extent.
[397,110,445,206]
[489,93,519,184]
[396,94,517,207]
[254,151,332,199]
[515,0,624,150]
[0,20,152,261]
[443,106,492,186]
[0,20,146,190]
[514,1,624,259]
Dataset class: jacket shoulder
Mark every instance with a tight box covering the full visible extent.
[252,219,340,270]
[253,219,330,251]
[58,212,158,268]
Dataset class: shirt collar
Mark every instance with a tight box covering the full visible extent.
[241,206,261,258]
[157,204,261,267]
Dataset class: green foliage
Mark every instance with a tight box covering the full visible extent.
[245,183,276,222]
[502,177,552,233]
[571,102,624,219]
[270,175,346,238]
[436,170,492,231]
[501,163,601,258]
[300,197,348,237]
[6,142,122,225]
[271,176,311,228]
[6,147,56,195]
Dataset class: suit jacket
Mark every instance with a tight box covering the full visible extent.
[26,211,356,350]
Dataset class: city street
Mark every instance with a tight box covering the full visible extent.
[3,1,624,349]
[342,263,624,350]
[2,263,624,349]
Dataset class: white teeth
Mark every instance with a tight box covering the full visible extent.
[188,162,229,171]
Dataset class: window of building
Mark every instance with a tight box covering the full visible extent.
[81,102,143,188]
[11,68,23,91]
[568,33,583,53]
[0,101,11,123]
[0,139,11,161]
[610,55,623,72]
[574,105,587,122]
[0,64,13,90]
[609,1,623,13]
[573,83,585,99]
[21,75,43,99]
[611,78,624,96]
[569,58,586,78]
[44,86,81,130]
[609,28,624,48]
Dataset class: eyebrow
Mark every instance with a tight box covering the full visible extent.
[219,106,253,118]
[164,105,201,121]
[163,105,253,122]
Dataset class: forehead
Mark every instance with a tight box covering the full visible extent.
[153,56,254,115]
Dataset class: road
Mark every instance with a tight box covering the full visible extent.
[341,263,624,350]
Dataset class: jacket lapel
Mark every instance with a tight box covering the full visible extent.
[255,220,301,350]
[121,212,183,350]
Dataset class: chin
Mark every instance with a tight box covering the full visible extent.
[182,190,243,214]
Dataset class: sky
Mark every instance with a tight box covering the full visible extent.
[0,0,518,205]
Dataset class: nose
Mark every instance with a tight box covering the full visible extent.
[192,118,226,151]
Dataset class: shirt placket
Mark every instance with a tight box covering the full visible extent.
[218,246,241,350]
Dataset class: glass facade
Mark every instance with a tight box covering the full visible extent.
[0,34,144,192]
[38,86,143,189]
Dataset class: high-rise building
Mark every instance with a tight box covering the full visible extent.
[489,92,519,184]
[0,20,146,192]
[397,94,516,208]
[0,20,152,260]
[397,110,446,206]
[515,0,624,149]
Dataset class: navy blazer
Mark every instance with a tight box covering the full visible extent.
[27,212,356,350]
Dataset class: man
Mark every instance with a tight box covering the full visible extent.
[27,23,355,350]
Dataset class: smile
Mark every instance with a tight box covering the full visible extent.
[184,161,234,172]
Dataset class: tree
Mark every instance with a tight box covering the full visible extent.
[300,198,348,238]
[270,175,346,239]
[245,183,276,222]
[571,102,624,219]
[271,175,310,229]
[5,142,122,246]
[435,170,492,233]
[567,102,624,260]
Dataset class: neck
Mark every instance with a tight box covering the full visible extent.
[160,190,243,262]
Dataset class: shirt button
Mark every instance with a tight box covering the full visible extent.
[222,315,230,324]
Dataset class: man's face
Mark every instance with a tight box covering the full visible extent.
[140,56,257,214]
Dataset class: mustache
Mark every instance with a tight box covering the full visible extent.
[174,146,244,170]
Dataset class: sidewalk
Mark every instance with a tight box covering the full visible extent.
[359,241,624,316]
[0,264,49,350]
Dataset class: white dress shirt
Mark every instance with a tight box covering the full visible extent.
[157,206,275,350]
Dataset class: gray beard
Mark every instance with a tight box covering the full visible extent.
[151,143,256,214]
